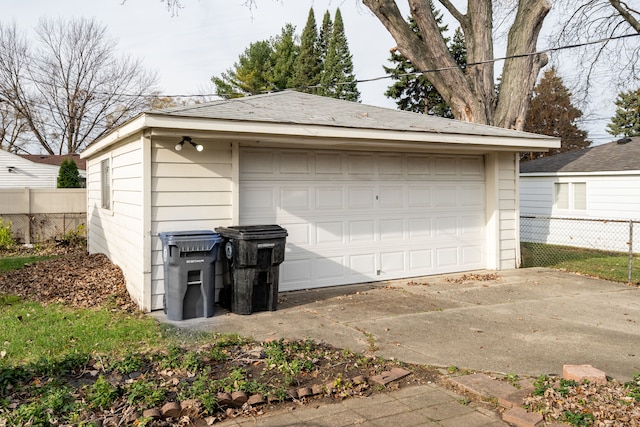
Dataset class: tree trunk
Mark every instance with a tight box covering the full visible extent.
[494,0,551,130]
[362,0,551,130]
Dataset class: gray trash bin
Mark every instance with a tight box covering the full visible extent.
[158,230,222,321]
[215,225,287,315]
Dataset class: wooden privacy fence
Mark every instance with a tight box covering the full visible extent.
[0,188,86,244]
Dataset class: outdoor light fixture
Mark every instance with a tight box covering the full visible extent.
[7,166,15,173]
[174,136,203,152]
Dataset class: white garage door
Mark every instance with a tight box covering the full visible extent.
[239,148,486,291]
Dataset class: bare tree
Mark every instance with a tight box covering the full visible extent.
[0,18,157,155]
[554,1,640,100]
[361,1,551,130]
[0,103,29,153]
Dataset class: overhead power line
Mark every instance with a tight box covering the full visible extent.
[94,31,640,99]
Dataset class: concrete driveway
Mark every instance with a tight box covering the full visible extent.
[151,268,640,382]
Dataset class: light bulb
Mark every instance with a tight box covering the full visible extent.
[174,143,183,151]
[195,144,204,152]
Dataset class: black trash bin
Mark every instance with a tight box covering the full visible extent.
[215,225,288,315]
[158,230,222,321]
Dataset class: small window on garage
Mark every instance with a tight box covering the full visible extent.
[573,183,586,210]
[554,183,569,210]
[555,182,586,211]
[101,159,111,210]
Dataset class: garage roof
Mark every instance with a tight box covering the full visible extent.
[83,91,559,158]
[153,91,553,139]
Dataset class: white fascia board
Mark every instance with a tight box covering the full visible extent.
[521,170,640,177]
[81,113,560,158]
[145,115,560,151]
[80,114,147,159]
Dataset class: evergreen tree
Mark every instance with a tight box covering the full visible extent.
[270,24,299,91]
[318,11,333,69]
[319,8,360,101]
[293,8,321,93]
[213,40,274,97]
[607,88,640,137]
[57,157,81,188]
[384,4,465,117]
[522,67,589,161]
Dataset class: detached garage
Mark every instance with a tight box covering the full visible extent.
[80,91,558,312]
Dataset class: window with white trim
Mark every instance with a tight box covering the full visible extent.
[554,182,586,211]
[101,159,111,209]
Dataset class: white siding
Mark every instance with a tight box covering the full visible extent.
[496,152,520,269]
[150,139,233,311]
[86,135,146,309]
[520,173,640,252]
[0,150,60,188]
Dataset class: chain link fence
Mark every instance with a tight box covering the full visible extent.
[520,215,639,284]
[0,213,86,245]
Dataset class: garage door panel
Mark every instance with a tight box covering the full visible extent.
[316,187,344,209]
[240,187,275,212]
[381,251,405,273]
[379,155,403,175]
[462,245,483,264]
[380,218,404,240]
[240,148,485,291]
[379,186,404,208]
[317,256,345,280]
[408,187,432,207]
[436,247,458,267]
[435,157,457,175]
[348,154,375,175]
[409,217,432,238]
[279,152,310,174]
[349,187,375,209]
[350,220,375,242]
[409,249,433,269]
[281,187,310,210]
[316,221,344,244]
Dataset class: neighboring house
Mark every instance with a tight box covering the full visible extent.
[80,91,558,312]
[0,150,86,188]
[520,137,640,252]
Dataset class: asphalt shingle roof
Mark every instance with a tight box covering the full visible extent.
[151,91,551,140]
[520,137,640,173]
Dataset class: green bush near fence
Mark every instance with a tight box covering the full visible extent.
[0,218,15,250]
[521,242,640,284]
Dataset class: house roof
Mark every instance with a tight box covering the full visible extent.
[19,154,86,171]
[520,137,640,173]
[83,91,559,158]
[151,91,553,140]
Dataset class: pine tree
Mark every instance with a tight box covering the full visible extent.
[318,11,333,69]
[293,8,321,93]
[213,40,274,97]
[383,4,465,117]
[607,88,640,137]
[270,24,299,90]
[57,157,81,188]
[523,67,589,160]
[319,8,360,101]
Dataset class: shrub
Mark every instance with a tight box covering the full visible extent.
[0,218,14,250]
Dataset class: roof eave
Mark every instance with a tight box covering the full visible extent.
[81,113,560,158]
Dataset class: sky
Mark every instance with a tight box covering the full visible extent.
[5,0,632,145]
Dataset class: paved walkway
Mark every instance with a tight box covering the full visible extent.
[218,383,505,427]
[151,267,640,426]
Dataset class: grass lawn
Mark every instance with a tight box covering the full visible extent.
[0,255,54,272]
[521,242,640,284]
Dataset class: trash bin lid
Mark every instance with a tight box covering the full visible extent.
[215,225,288,240]
[158,230,222,252]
